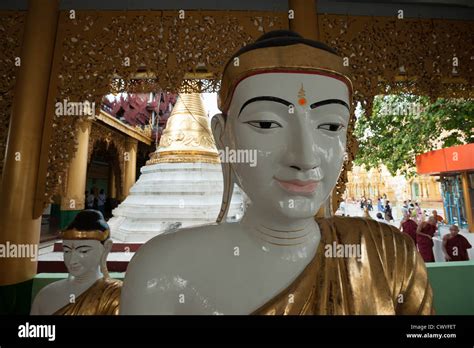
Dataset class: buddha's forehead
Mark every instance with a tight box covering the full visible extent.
[63,239,101,248]
[228,72,350,116]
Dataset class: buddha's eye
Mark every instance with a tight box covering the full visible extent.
[246,121,282,129]
[318,123,344,132]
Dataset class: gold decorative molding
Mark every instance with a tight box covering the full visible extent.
[97,110,153,145]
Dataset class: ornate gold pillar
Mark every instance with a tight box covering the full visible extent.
[59,120,91,228]
[122,138,138,200]
[0,0,59,293]
[461,172,473,233]
[289,0,319,40]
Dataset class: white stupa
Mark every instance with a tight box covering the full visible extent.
[108,93,244,242]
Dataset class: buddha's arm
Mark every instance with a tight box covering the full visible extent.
[120,239,214,315]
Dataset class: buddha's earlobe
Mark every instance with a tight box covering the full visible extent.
[100,239,113,279]
[211,113,226,150]
[211,113,234,224]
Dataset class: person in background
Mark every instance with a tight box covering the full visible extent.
[384,200,394,222]
[415,202,423,224]
[377,198,384,213]
[367,199,373,211]
[400,213,418,246]
[338,200,346,216]
[376,212,385,222]
[86,189,95,209]
[98,189,106,215]
[360,197,366,210]
[401,201,409,218]
[442,225,472,261]
[416,216,437,263]
[409,203,415,218]
[432,210,444,224]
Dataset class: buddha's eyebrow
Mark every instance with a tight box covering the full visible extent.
[76,245,92,250]
[310,99,349,111]
[238,96,292,116]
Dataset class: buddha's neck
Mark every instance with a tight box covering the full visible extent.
[68,267,102,286]
[240,209,320,260]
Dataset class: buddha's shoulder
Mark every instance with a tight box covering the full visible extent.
[35,278,68,298]
[127,223,239,271]
[101,277,123,292]
[317,216,413,247]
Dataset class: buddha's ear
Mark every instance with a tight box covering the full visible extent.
[103,239,113,254]
[211,113,226,151]
[100,239,113,278]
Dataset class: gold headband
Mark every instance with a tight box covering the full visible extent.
[61,228,110,242]
[218,43,353,114]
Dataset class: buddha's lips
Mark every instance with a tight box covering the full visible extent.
[275,179,318,194]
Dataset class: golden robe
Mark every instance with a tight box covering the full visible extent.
[54,278,122,315]
[253,217,434,315]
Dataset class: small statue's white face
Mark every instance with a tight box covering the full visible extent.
[225,72,350,220]
[63,240,104,277]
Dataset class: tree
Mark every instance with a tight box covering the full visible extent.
[354,94,474,177]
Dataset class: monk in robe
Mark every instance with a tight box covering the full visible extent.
[443,225,472,261]
[416,216,437,263]
[31,210,121,315]
[400,215,418,245]
[121,30,433,315]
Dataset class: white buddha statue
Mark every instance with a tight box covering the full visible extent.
[120,30,433,315]
[31,210,121,315]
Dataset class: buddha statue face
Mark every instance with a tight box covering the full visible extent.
[217,72,350,220]
[63,239,111,277]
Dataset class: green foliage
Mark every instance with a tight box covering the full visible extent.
[354,94,474,177]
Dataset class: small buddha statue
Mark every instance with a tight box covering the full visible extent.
[121,30,433,315]
[31,210,122,315]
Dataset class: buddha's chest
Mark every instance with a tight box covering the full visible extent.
[40,283,90,315]
[182,252,315,315]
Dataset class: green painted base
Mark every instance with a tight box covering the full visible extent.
[0,278,34,314]
[426,260,474,315]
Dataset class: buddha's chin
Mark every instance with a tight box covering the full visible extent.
[274,196,324,220]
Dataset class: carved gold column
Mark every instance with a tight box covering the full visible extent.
[59,119,91,229]
[461,172,473,233]
[0,0,59,300]
[122,138,138,200]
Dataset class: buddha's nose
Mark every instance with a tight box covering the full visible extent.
[288,126,321,171]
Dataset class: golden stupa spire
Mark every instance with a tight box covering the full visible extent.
[147,93,220,164]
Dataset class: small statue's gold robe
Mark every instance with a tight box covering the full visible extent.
[54,278,122,315]
[253,217,434,315]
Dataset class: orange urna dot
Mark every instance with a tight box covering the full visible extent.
[298,98,306,106]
